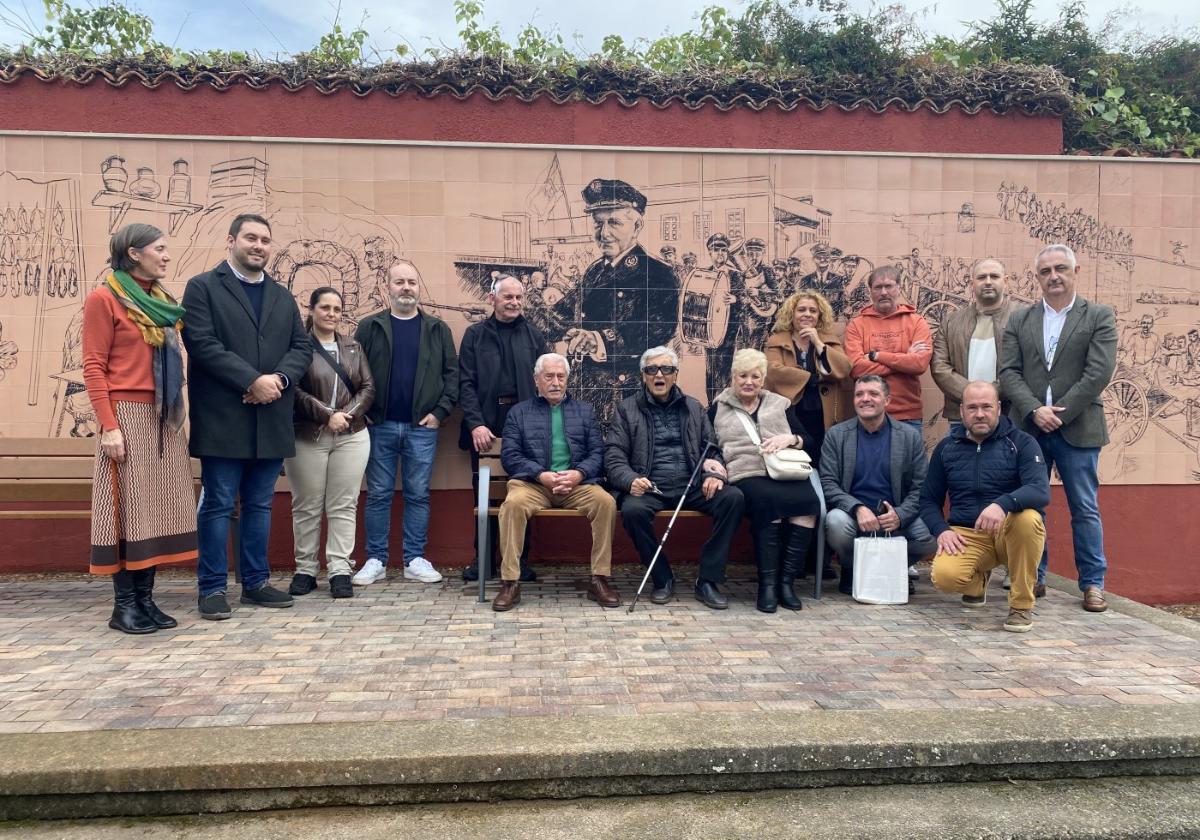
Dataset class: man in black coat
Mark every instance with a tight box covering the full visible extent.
[182,214,312,621]
[458,273,547,581]
[606,346,743,609]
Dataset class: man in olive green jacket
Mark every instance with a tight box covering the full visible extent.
[998,244,1117,613]
[931,258,1016,424]
[352,260,458,587]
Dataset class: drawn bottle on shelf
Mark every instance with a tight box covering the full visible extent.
[101,156,128,192]
[167,159,191,204]
[129,166,161,200]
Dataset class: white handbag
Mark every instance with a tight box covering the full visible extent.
[852,534,909,605]
[734,410,812,481]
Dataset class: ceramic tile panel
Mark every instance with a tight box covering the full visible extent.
[0,137,1196,487]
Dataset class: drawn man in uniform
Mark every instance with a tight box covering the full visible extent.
[546,179,679,426]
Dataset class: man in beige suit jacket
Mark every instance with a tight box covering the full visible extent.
[998,244,1118,613]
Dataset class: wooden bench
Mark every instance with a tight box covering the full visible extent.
[472,443,827,603]
[0,439,95,520]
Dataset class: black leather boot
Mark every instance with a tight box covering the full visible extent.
[109,570,157,634]
[780,526,811,611]
[133,567,177,629]
[754,523,781,613]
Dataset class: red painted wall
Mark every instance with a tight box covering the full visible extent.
[0,77,1063,154]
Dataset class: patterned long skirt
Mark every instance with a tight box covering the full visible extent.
[89,401,198,575]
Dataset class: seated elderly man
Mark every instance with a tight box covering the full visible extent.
[820,375,938,596]
[920,380,1049,632]
[606,346,744,606]
[494,353,619,612]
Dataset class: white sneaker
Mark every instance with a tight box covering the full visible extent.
[352,558,386,586]
[404,557,443,583]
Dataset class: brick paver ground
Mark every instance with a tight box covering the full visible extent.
[1,567,1198,733]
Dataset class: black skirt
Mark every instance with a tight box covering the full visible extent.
[734,474,820,530]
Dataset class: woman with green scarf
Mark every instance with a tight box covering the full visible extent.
[82,224,198,634]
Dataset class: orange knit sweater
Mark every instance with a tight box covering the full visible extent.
[82,285,156,432]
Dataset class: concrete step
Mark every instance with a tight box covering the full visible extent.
[4,776,1200,838]
[1,705,1198,820]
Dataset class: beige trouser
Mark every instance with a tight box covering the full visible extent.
[930,509,1045,610]
[284,428,370,578]
[498,480,615,581]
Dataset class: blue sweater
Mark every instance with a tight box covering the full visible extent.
[919,416,1050,537]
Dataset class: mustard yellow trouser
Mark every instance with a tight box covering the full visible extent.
[498,480,615,581]
[930,509,1045,610]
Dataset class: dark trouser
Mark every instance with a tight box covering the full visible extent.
[619,485,745,587]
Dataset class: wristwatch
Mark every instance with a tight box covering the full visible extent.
[868,350,878,363]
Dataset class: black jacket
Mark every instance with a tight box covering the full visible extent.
[354,308,458,426]
[501,394,605,484]
[919,416,1050,537]
[181,261,312,459]
[605,386,723,494]
[457,315,547,450]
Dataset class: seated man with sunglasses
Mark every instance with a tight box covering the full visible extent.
[605,346,744,608]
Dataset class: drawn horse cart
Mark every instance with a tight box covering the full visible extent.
[1102,361,1200,468]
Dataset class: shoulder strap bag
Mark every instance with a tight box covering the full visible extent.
[733,408,812,481]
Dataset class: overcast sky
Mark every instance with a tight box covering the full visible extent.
[1,0,1197,58]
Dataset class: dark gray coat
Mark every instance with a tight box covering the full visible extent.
[457,315,547,450]
[818,415,928,529]
[605,386,723,494]
[998,296,1117,448]
[181,261,312,460]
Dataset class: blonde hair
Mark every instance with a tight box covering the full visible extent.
[731,348,767,377]
[773,290,834,333]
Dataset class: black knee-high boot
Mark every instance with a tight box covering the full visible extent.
[780,526,812,611]
[753,523,781,613]
[109,570,157,634]
[133,567,177,629]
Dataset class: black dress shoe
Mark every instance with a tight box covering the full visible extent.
[288,573,318,595]
[650,577,675,604]
[329,575,354,599]
[240,584,294,608]
[519,563,538,583]
[694,580,728,610]
[462,564,486,582]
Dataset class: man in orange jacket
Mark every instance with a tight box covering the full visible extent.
[843,265,932,430]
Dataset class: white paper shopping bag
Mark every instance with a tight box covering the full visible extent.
[852,535,909,605]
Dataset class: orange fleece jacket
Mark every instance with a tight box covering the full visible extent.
[844,303,933,420]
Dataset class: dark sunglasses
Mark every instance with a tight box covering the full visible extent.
[642,365,678,376]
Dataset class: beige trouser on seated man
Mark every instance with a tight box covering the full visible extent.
[931,509,1045,612]
[499,479,615,581]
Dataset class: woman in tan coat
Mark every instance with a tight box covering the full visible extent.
[764,290,852,469]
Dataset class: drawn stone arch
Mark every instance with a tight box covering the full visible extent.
[272,239,361,325]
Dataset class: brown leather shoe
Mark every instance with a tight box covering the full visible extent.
[1033,583,1047,598]
[586,575,621,608]
[1082,586,1108,613]
[491,581,520,612]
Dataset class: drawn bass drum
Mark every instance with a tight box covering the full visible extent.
[679,268,730,349]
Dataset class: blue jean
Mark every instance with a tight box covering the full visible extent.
[196,456,283,597]
[1036,430,1106,590]
[364,420,438,565]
